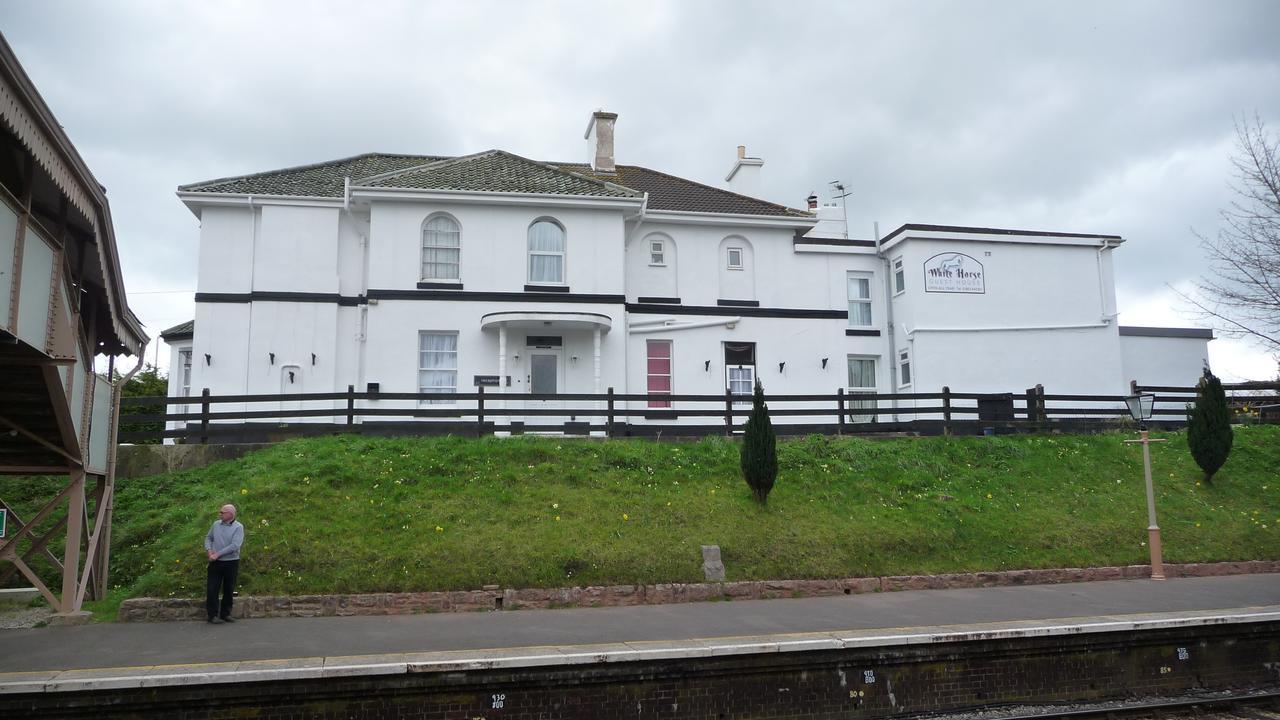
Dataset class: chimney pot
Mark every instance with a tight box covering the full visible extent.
[737,145,746,159]
[806,192,818,210]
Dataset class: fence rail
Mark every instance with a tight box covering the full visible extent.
[117,381,1280,444]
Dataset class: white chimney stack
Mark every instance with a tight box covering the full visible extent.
[725,145,764,197]
[584,110,618,174]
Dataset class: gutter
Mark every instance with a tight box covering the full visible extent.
[874,221,898,422]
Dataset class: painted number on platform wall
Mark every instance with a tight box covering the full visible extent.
[863,670,876,684]
[492,693,506,709]
[1177,647,1190,661]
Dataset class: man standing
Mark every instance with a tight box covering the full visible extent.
[205,503,244,624]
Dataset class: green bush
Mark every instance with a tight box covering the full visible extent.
[740,379,778,505]
[1187,368,1234,481]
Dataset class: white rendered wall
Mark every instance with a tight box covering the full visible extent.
[625,231,678,299]
[889,238,1125,397]
[1120,335,1211,388]
[906,325,1126,396]
[196,206,255,293]
[368,203,625,293]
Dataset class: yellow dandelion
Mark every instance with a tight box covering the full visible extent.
[435,526,444,533]
[986,493,993,499]
[241,488,248,495]
[622,513,629,521]
[555,515,561,521]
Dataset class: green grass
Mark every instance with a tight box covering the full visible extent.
[2,427,1278,616]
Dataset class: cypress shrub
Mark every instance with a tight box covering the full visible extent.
[740,378,778,505]
[1186,368,1234,481]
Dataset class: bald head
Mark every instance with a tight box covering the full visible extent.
[219,504,237,522]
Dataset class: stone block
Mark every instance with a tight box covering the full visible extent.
[701,545,725,582]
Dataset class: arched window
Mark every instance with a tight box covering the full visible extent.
[421,214,461,281]
[528,219,565,284]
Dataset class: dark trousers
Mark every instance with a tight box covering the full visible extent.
[206,559,239,619]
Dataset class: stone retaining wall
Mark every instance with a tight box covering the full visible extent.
[117,560,1280,622]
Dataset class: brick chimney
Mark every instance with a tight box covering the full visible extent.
[725,145,764,197]
[584,110,618,174]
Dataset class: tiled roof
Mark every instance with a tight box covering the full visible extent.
[159,319,194,340]
[178,153,443,197]
[555,163,809,218]
[362,151,640,198]
[181,152,810,218]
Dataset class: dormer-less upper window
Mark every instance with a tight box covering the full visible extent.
[893,257,905,294]
[727,247,744,270]
[650,240,665,266]
[421,214,461,281]
[528,219,566,284]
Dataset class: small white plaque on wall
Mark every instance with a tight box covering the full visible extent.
[923,252,985,294]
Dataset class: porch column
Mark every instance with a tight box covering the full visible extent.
[593,326,602,394]
[497,324,507,396]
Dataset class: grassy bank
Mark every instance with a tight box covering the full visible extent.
[2,427,1278,618]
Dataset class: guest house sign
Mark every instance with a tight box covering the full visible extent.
[924,253,985,294]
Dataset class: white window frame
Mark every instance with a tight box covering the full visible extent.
[646,339,673,408]
[649,239,666,266]
[178,348,192,397]
[892,257,905,295]
[420,213,461,282]
[847,271,873,327]
[727,247,744,270]
[846,355,878,423]
[898,348,912,387]
[418,331,459,405]
[527,218,566,285]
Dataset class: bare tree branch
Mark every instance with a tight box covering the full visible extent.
[1189,114,1280,357]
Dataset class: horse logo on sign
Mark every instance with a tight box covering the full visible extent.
[924,253,985,294]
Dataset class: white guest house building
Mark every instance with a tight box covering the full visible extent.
[162,111,1210,433]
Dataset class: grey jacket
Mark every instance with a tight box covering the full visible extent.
[205,520,244,561]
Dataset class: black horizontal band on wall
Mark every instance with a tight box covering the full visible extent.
[196,290,628,305]
[195,291,362,306]
[792,236,878,248]
[845,328,882,336]
[627,303,847,320]
[717,299,760,307]
[523,284,571,293]
[417,281,463,290]
[636,296,680,304]
[369,289,625,304]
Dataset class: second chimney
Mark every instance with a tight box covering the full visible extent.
[584,110,618,174]
[725,145,764,198]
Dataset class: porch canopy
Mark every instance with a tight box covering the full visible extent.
[480,311,612,394]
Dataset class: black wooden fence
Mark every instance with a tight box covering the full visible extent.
[117,381,1279,444]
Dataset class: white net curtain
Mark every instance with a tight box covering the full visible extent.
[528,220,565,283]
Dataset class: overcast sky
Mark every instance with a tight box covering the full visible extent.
[5,0,1279,380]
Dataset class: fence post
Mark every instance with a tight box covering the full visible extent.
[942,386,952,436]
[346,384,355,428]
[836,388,845,436]
[1129,379,1139,394]
[199,388,210,445]
[476,385,485,438]
[724,389,734,436]
[1024,387,1037,422]
[606,387,615,438]
[1036,384,1046,422]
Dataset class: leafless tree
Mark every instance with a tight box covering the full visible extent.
[1185,115,1280,358]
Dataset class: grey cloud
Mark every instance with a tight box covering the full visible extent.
[4,0,1278,377]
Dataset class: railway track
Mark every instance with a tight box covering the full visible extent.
[930,690,1280,720]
